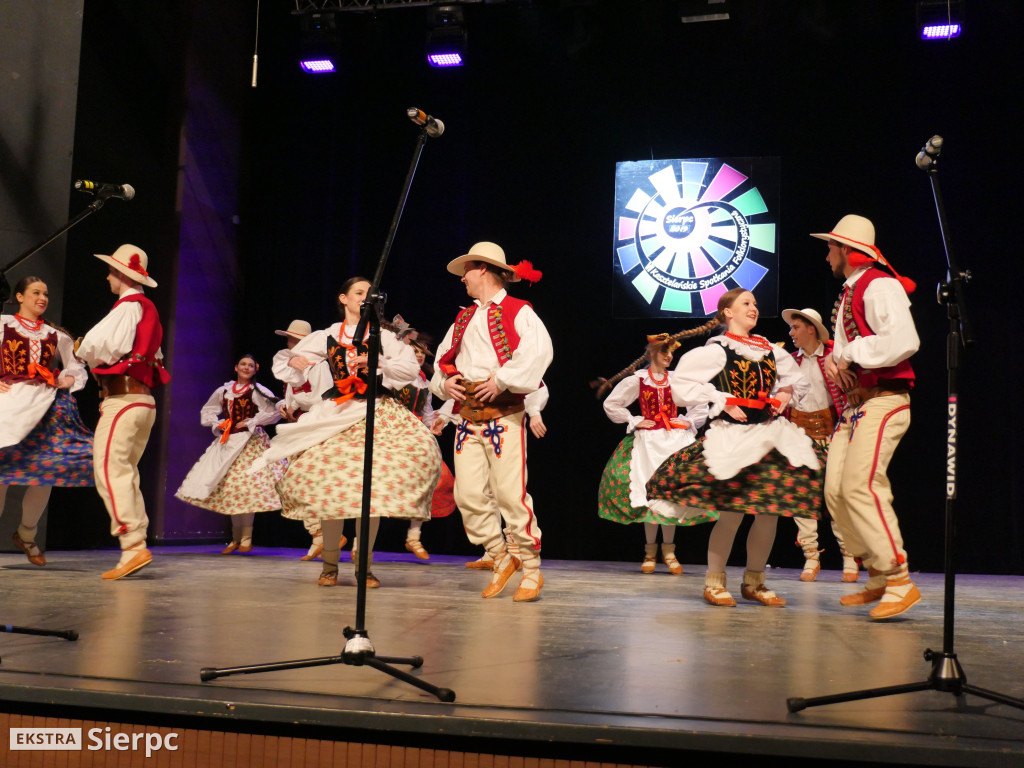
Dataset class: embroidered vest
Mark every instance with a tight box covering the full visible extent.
[792,340,848,413]
[394,373,429,418]
[638,375,678,427]
[0,321,58,382]
[322,334,381,401]
[713,341,778,425]
[91,294,172,388]
[436,295,531,373]
[832,268,915,388]
[224,387,258,433]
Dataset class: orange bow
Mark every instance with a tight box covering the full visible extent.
[27,362,57,387]
[217,419,233,443]
[654,410,680,430]
[331,375,367,405]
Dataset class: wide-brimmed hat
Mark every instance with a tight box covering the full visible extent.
[810,214,879,257]
[275,319,311,340]
[94,244,158,288]
[446,242,520,282]
[781,307,829,341]
[810,214,916,294]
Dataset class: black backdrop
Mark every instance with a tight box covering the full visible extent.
[60,0,1023,574]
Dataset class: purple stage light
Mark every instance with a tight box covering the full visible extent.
[299,58,336,73]
[921,23,962,39]
[427,52,464,68]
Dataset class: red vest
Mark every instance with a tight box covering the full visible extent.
[436,295,531,375]
[91,294,172,388]
[837,269,915,388]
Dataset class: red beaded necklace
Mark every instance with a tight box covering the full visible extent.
[648,368,669,386]
[232,381,251,395]
[725,331,772,351]
[13,313,44,332]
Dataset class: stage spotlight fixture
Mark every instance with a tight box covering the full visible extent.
[679,0,730,23]
[426,5,466,68]
[298,11,339,73]
[917,0,963,40]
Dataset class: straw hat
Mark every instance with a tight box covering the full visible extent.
[810,214,916,294]
[94,244,157,288]
[446,242,520,282]
[781,307,829,341]
[810,215,879,258]
[275,319,311,340]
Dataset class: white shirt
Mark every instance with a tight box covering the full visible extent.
[429,288,553,400]
[790,343,832,412]
[832,267,920,369]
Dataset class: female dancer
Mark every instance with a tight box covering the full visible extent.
[647,288,820,607]
[0,276,92,565]
[175,354,283,552]
[391,334,456,560]
[598,333,711,574]
[258,277,441,587]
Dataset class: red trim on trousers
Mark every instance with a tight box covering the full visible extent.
[102,401,156,536]
[867,402,910,567]
[518,419,541,551]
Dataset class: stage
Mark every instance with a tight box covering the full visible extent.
[1,546,1022,767]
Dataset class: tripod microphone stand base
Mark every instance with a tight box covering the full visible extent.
[787,648,1024,713]
[200,627,455,703]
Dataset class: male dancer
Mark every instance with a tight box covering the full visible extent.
[811,215,920,619]
[782,307,857,582]
[78,245,171,579]
[430,242,552,601]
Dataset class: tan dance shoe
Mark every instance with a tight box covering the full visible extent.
[405,538,430,560]
[12,532,46,566]
[512,570,543,602]
[102,546,153,580]
[661,543,683,575]
[869,579,921,620]
[481,554,521,598]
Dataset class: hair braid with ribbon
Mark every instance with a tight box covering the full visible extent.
[590,319,722,399]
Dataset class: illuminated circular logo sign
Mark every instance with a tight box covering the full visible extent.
[613,159,778,317]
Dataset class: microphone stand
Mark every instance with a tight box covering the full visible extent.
[1,196,112,657]
[200,120,455,703]
[787,142,1024,714]
[0,198,108,303]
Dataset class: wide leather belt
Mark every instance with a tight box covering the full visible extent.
[460,381,525,424]
[96,374,151,398]
[844,384,910,408]
[789,407,836,440]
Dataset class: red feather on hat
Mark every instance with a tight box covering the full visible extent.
[512,260,543,284]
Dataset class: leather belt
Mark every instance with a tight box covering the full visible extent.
[844,384,910,408]
[96,374,151,398]
[460,381,525,424]
[789,407,836,440]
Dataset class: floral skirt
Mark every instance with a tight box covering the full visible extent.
[646,440,822,520]
[176,431,284,515]
[278,397,442,522]
[598,434,716,526]
[0,390,94,486]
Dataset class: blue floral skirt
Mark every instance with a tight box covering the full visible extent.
[0,390,95,486]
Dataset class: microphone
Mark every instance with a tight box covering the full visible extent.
[74,179,136,201]
[915,135,943,170]
[406,107,445,138]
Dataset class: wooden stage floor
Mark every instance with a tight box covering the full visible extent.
[1,546,1022,767]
